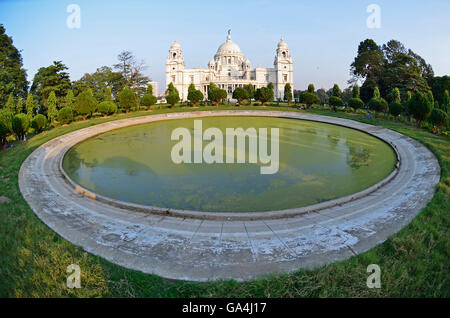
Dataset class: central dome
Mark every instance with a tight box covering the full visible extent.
[215,34,243,57]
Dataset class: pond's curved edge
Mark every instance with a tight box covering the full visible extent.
[18,110,441,282]
[57,110,401,221]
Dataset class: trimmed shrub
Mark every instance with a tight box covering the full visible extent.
[97,101,116,116]
[348,97,364,110]
[429,108,448,130]
[74,115,85,122]
[329,96,343,109]
[119,86,138,112]
[389,102,403,117]
[57,107,73,124]
[407,92,433,127]
[368,97,388,113]
[91,112,103,118]
[12,113,30,140]
[108,103,117,114]
[75,89,97,119]
[31,114,48,132]
[141,94,157,108]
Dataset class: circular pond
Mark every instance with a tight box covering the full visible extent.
[62,116,397,212]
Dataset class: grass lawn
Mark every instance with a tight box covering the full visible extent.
[0,105,448,297]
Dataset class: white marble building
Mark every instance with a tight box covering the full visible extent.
[165,32,293,101]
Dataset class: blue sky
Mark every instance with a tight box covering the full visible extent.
[1,0,449,94]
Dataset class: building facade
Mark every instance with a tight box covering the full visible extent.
[165,32,293,101]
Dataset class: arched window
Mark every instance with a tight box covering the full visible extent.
[173,52,177,58]
[282,51,286,58]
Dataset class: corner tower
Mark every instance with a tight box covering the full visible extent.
[166,40,185,93]
[274,38,293,100]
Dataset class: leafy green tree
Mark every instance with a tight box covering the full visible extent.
[25,93,36,120]
[332,84,341,98]
[442,90,449,112]
[389,102,403,118]
[299,90,319,109]
[166,93,180,107]
[329,96,343,110]
[267,82,274,91]
[30,61,71,105]
[407,92,433,127]
[146,84,153,96]
[113,51,149,96]
[74,89,97,119]
[429,76,449,107]
[64,90,75,109]
[368,87,388,114]
[316,88,328,104]
[187,84,204,106]
[11,113,29,140]
[0,25,29,105]
[165,82,180,108]
[15,97,22,114]
[391,87,401,103]
[389,87,402,116]
[5,93,14,112]
[255,87,273,106]
[103,87,113,102]
[0,108,13,132]
[118,86,138,112]
[0,121,8,146]
[72,66,125,101]
[232,87,249,105]
[352,85,360,98]
[284,83,293,104]
[31,114,47,133]
[429,108,448,133]
[243,84,255,100]
[307,84,315,93]
[348,97,364,110]
[97,101,117,115]
[47,91,58,123]
[350,39,432,102]
[57,106,73,124]
[140,94,157,108]
[208,83,226,106]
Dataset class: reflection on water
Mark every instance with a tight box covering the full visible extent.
[62,117,397,212]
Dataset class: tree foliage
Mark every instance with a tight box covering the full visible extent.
[74,89,97,118]
[232,87,249,105]
[284,83,293,104]
[208,83,226,106]
[407,92,433,127]
[165,82,180,107]
[57,106,73,124]
[46,91,58,123]
[187,83,204,106]
[25,93,36,120]
[243,84,255,100]
[0,24,28,106]
[11,113,29,140]
[31,114,47,132]
[114,51,149,97]
[429,108,448,131]
[118,86,138,111]
[350,39,433,102]
[31,61,71,104]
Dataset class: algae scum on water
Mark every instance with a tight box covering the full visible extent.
[63,117,396,212]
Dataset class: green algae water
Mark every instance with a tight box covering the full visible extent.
[62,116,396,212]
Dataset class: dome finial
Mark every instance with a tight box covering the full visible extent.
[227,29,231,41]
